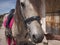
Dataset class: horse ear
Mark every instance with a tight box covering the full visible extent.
[14,0,27,38]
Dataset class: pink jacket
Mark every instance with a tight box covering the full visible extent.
[3,16,14,29]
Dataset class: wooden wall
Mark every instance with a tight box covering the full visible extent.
[46,0,60,13]
[46,0,60,35]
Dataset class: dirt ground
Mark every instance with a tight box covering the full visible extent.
[0,27,7,45]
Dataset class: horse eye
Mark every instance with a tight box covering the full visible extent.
[21,2,25,8]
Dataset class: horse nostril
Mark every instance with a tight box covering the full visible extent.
[33,35,36,39]
[32,34,44,43]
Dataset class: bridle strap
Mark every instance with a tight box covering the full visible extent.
[24,16,40,24]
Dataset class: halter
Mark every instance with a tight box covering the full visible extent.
[20,2,41,29]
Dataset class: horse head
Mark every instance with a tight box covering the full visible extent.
[15,0,45,43]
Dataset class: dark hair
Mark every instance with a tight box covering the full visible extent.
[10,9,15,14]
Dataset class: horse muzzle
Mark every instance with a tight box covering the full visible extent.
[32,34,44,43]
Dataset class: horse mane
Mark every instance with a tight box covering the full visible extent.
[14,0,28,40]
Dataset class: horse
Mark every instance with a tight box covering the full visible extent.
[14,0,46,44]
[2,0,46,45]
[13,0,60,45]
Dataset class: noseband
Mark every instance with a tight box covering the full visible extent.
[24,16,41,29]
[25,16,40,24]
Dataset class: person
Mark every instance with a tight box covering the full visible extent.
[5,9,15,38]
[6,9,15,28]
[5,9,16,45]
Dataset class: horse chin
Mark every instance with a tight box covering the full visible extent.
[33,38,43,43]
[34,37,44,43]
